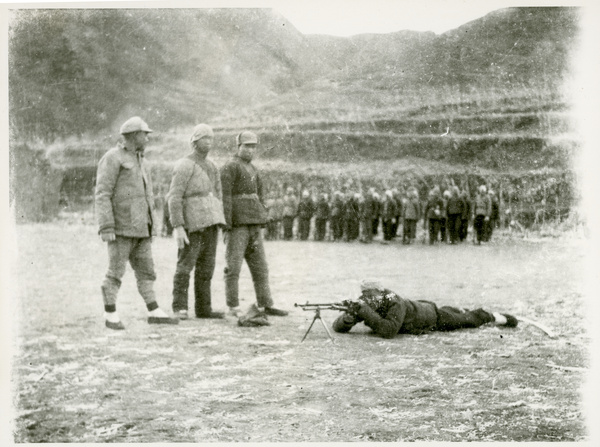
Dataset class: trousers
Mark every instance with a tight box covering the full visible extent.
[101,236,156,307]
[224,225,274,309]
[172,225,218,316]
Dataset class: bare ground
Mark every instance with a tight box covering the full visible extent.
[9,223,591,442]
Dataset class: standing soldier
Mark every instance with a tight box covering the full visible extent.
[220,131,288,319]
[371,192,382,238]
[360,190,376,243]
[314,193,330,241]
[381,190,398,242]
[264,192,278,241]
[344,192,361,241]
[459,189,471,242]
[472,185,492,245]
[168,124,226,320]
[446,186,464,245]
[391,188,403,239]
[272,190,285,240]
[440,190,451,243]
[95,117,178,330]
[402,187,421,244]
[423,188,444,244]
[485,190,500,242]
[297,190,315,240]
[330,191,345,241]
[282,187,298,241]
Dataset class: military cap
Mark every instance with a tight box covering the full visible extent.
[120,116,153,135]
[191,123,214,142]
[236,131,258,146]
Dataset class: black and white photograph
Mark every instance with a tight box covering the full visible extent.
[2,0,599,443]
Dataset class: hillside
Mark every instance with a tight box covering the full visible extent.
[9,7,582,223]
[9,7,579,138]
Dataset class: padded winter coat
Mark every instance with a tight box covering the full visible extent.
[167,153,225,232]
[95,145,156,238]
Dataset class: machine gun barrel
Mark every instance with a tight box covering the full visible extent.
[294,302,348,312]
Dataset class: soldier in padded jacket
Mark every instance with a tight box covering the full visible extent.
[333,280,518,339]
[168,124,226,320]
[95,117,178,330]
[220,131,288,321]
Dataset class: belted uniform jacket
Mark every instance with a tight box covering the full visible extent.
[95,145,156,238]
[167,153,226,232]
[220,155,268,228]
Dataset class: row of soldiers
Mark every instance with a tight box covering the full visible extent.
[261,184,500,245]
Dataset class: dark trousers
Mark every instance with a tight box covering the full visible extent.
[459,219,469,241]
[331,216,344,240]
[372,218,379,236]
[484,219,496,242]
[403,219,417,243]
[428,219,441,244]
[345,218,359,241]
[299,217,311,240]
[172,225,218,316]
[283,216,294,240]
[382,219,395,241]
[440,218,447,242]
[224,226,273,309]
[474,215,486,243]
[315,218,327,241]
[447,214,461,244]
[391,215,400,238]
[265,219,280,240]
[435,306,494,331]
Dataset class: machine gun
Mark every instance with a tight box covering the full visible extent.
[294,301,351,342]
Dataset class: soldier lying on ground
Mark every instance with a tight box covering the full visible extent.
[332,280,517,339]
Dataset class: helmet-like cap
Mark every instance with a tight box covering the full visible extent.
[120,116,152,135]
[191,123,214,142]
[236,131,258,146]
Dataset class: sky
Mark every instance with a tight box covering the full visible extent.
[0,0,587,36]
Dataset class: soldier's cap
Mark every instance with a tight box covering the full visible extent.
[360,279,384,292]
[236,131,258,146]
[120,116,153,135]
[191,123,214,142]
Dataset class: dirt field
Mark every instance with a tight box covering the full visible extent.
[8,222,591,442]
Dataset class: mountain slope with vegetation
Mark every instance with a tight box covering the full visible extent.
[8,7,582,224]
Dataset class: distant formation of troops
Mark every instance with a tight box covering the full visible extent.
[248,184,501,245]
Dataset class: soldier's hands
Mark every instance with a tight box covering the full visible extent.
[223,230,230,245]
[100,231,116,242]
[174,226,189,249]
[342,300,362,316]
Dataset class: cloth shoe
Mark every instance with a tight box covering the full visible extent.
[264,306,289,317]
[105,320,125,330]
[177,310,189,320]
